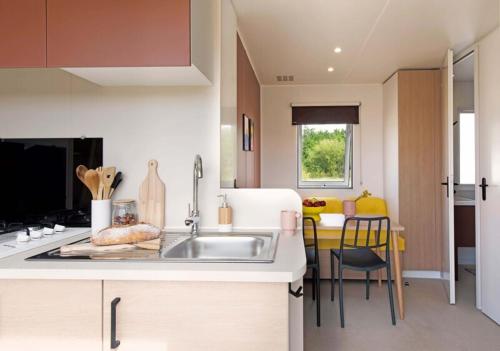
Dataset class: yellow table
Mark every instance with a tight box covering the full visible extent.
[304,217,406,320]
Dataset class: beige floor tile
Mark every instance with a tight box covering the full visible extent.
[304,266,500,351]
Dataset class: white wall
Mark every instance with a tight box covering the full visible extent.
[0,0,301,230]
[0,68,223,229]
[220,0,238,187]
[261,84,384,199]
[383,74,399,221]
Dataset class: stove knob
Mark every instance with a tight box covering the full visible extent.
[16,231,30,243]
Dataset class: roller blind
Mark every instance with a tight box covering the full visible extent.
[291,105,359,125]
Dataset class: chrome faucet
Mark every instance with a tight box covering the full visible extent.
[185,154,203,235]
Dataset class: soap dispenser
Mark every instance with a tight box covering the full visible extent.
[218,194,232,232]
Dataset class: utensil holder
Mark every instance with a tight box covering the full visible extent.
[92,200,111,233]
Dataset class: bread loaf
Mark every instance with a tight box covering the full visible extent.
[91,223,161,246]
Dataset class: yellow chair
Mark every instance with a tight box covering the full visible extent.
[356,197,388,216]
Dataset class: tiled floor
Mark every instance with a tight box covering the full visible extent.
[303,266,500,351]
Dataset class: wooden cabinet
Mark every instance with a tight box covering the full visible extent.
[0,0,213,85]
[236,34,261,188]
[103,281,288,351]
[0,279,297,350]
[383,70,442,270]
[0,280,296,351]
[0,0,46,67]
[0,280,102,351]
[46,0,190,67]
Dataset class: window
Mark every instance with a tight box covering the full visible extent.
[298,124,353,188]
[459,112,475,184]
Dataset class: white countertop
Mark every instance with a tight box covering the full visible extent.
[0,228,307,283]
[0,228,91,259]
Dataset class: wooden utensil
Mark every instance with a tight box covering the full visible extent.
[75,165,88,183]
[84,169,100,200]
[102,167,117,200]
[75,165,95,198]
[138,160,165,229]
[96,167,104,200]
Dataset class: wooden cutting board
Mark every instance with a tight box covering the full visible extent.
[138,160,166,229]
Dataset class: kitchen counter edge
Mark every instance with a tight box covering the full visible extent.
[0,228,307,283]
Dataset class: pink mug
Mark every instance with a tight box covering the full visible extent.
[281,210,301,234]
[343,200,356,218]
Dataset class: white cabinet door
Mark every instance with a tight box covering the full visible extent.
[441,49,455,304]
[478,28,500,324]
[288,279,303,351]
[103,281,289,351]
[0,280,102,351]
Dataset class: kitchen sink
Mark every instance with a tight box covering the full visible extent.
[26,232,279,263]
[161,232,279,263]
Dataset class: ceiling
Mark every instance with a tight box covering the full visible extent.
[231,0,499,85]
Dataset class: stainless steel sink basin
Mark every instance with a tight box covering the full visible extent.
[161,232,279,263]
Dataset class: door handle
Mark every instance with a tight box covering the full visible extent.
[441,177,450,198]
[479,177,489,201]
[111,297,121,349]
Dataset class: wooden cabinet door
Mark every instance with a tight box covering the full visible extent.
[0,0,46,67]
[0,280,102,351]
[103,281,288,351]
[47,0,191,67]
[236,34,261,188]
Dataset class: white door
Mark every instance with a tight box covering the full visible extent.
[478,30,500,323]
[441,49,455,304]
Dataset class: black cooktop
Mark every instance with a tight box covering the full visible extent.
[0,209,90,236]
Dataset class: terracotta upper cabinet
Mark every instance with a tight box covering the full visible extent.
[0,0,47,67]
[46,0,191,67]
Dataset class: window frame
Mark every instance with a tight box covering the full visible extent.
[297,124,353,189]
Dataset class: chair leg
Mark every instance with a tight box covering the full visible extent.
[316,264,321,327]
[366,271,370,300]
[330,251,335,301]
[386,265,396,326]
[339,265,345,328]
[312,269,316,301]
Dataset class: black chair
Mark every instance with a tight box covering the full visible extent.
[330,216,396,328]
[303,216,320,327]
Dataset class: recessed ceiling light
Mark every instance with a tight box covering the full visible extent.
[334,47,342,54]
[328,67,335,72]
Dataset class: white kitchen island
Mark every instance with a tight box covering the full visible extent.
[0,229,306,351]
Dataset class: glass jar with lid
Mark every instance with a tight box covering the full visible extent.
[112,199,138,227]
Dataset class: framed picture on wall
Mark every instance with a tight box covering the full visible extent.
[249,118,255,151]
[243,114,252,151]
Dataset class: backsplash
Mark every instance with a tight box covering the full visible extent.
[0,68,221,228]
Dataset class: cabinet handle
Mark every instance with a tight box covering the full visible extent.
[111,297,121,349]
[288,283,303,298]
